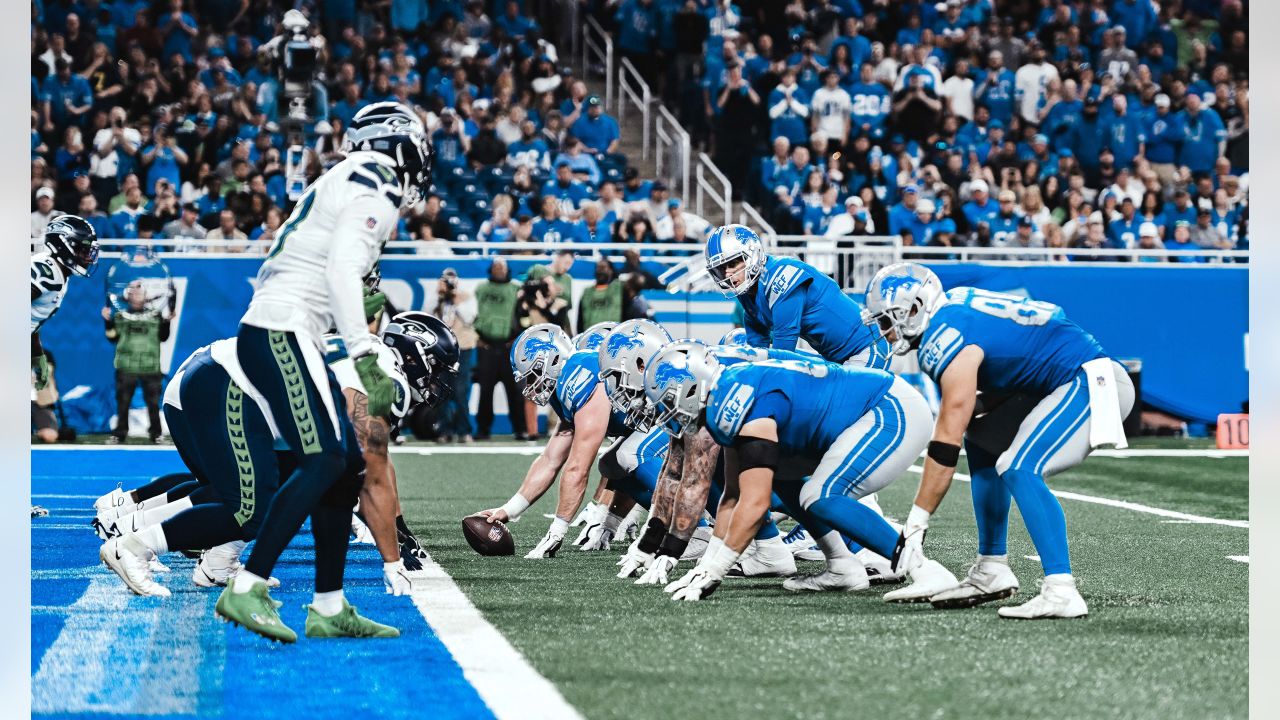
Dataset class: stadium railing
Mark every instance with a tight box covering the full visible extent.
[655,105,692,199]
[581,15,614,111]
[618,57,651,161]
[695,152,732,226]
[739,201,777,239]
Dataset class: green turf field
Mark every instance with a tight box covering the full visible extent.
[389,444,1248,720]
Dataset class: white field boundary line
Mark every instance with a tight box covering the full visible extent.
[408,550,584,720]
[33,446,1249,458]
[1227,556,1249,563]
[906,466,1248,529]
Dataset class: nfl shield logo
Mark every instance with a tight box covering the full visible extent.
[366,217,378,229]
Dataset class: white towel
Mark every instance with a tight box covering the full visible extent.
[1083,358,1128,450]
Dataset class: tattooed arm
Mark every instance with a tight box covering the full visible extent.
[647,436,686,527]
[346,387,400,564]
[667,426,721,541]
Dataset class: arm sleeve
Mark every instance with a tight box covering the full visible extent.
[326,194,397,359]
[767,283,806,351]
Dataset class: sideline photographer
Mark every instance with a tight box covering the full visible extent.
[425,268,478,443]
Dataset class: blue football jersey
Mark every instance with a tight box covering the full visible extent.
[739,256,888,367]
[917,288,1108,395]
[550,350,630,436]
[705,358,895,454]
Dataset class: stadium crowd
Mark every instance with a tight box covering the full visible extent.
[601,0,1249,259]
[30,0,713,254]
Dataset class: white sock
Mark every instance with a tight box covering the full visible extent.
[137,495,171,512]
[1044,573,1075,587]
[232,569,268,593]
[755,534,785,550]
[311,589,345,616]
[814,530,857,562]
[135,523,169,555]
[980,554,1009,564]
[143,497,192,527]
[205,540,247,564]
[905,504,931,534]
[701,536,725,567]
[550,517,570,536]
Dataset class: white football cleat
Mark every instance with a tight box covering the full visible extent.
[856,548,902,585]
[930,557,1020,609]
[782,526,824,562]
[148,558,170,574]
[783,560,870,593]
[998,577,1087,619]
[350,514,376,544]
[883,559,959,603]
[680,525,713,561]
[93,484,129,513]
[727,539,796,578]
[100,537,170,597]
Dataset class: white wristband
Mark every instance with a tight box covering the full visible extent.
[501,494,531,521]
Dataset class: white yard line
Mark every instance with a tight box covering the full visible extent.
[1227,556,1249,563]
[408,551,583,720]
[906,466,1248,529]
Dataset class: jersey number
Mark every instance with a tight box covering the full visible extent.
[266,189,316,260]
[960,289,1057,326]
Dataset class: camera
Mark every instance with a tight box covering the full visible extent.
[521,278,548,304]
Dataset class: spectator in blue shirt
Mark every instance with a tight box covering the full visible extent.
[159,0,200,63]
[847,63,890,140]
[1159,189,1197,237]
[975,49,1016,125]
[1068,98,1105,176]
[542,163,591,216]
[616,0,658,79]
[802,184,842,235]
[1111,0,1157,49]
[1178,93,1227,176]
[558,138,603,187]
[432,109,471,173]
[532,195,587,243]
[986,190,1021,246]
[1101,94,1144,169]
[1144,93,1183,182]
[111,0,149,30]
[1108,197,1144,248]
[570,95,620,155]
[330,83,363,130]
[901,197,938,246]
[141,124,188,196]
[507,120,552,171]
[760,136,792,195]
[1041,79,1083,152]
[40,60,93,134]
[830,17,873,70]
[621,167,653,202]
[497,1,538,40]
[767,68,810,146]
[961,179,998,228]
[887,184,921,235]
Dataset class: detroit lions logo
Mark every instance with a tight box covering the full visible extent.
[878,274,920,301]
[653,357,695,389]
[606,328,644,358]
[521,337,558,362]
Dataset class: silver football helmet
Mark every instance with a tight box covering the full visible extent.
[597,319,672,431]
[574,321,617,352]
[718,327,749,347]
[862,262,946,355]
[705,224,767,297]
[510,324,575,406]
[643,339,721,439]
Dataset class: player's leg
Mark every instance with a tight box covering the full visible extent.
[993,363,1135,619]
[220,326,350,642]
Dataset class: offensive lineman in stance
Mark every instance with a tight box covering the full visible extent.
[215,102,433,641]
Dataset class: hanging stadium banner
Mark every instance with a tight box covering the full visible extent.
[38,256,1246,432]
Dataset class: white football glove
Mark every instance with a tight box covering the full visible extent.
[891,527,927,575]
[670,566,725,602]
[616,547,654,578]
[383,560,415,596]
[572,502,608,546]
[636,554,679,586]
[525,528,565,559]
[579,523,615,551]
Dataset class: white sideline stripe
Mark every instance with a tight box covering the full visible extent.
[34,446,1250,458]
[32,567,217,715]
[408,550,583,720]
[1025,555,1041,562]
[1089,449,1248,458]
[906,466,1248,528]
[33,493,99,499]
[1227,555,1249,563]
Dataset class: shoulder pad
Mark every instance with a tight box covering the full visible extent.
[31,256,63,294]
[764,261,809,308]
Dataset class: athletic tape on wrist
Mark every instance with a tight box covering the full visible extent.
[500,493,531,521]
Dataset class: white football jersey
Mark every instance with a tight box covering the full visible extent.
[31,252,68,334]
[241,151,404,358]
[325,333,412,428]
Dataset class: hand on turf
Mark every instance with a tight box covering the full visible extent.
[616,547,654,578]
[892,527,927,575]
[637,554,679,586]
[383,560,415,596]
[525,528,565,559]
[669,567,723,601]
[478,508,510,524]
[572,503,607,546]
[578,524,615,552]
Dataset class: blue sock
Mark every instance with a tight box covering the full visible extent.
[1003,469,1071,575]
[844,537,866,554]
[806,496,899,560]
[754,519,780,541]
[970,467,1011,556]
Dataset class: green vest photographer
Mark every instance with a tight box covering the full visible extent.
[104,279,173,443]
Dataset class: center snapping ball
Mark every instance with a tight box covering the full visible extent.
[462,514,515,556]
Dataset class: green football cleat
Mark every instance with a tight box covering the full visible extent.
[215,582,297,644]
[304,600,400,639]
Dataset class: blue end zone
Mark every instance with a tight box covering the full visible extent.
[32,449,494,719]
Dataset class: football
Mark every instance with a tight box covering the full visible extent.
[462,514,515,556]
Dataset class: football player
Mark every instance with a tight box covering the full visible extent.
[31,215,99,516]
[864,263,1133,618]
[644,342,958,601]
[564,320,620,534]
[215,102,433,642]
